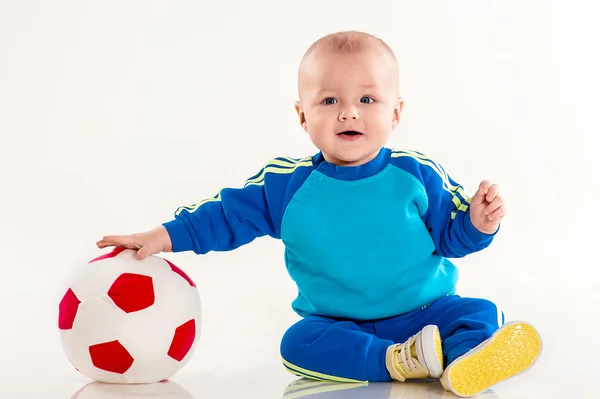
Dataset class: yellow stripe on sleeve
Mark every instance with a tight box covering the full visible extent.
[174,156,313,216]
[245,157,313,188]
[391,150,470,214]
[174,191,222,216]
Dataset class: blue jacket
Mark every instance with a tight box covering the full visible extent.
[163,147,497,320]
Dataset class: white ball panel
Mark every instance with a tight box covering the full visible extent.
[60,329,90,373]
[123,356,183,383]
[153,269,202,329]
[117,306,173,360]
[76,365,128,384]
[118,271,201,358]
[68,264,127,303]
[62,296,129,382]
[67,296,126,349]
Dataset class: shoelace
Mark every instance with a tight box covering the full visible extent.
[397,333,419,371]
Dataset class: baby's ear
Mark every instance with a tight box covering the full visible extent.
[391,97,404,130]
[295,101,308,132]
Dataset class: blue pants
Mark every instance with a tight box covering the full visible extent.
[280,295,504,382]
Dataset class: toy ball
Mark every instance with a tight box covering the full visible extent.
[71,380,194,399]
[58,247,202,383]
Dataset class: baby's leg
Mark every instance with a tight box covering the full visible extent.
[419,295,504,365]
[420,295,541,396]
[280,316,395,382]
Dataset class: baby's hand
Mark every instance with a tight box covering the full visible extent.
[469,180,505,234]
[96,225,172,260]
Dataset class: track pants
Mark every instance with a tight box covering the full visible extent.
[280,295,504,382]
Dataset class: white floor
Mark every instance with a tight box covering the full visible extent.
[0,358,591,399]
[0,246,595,399]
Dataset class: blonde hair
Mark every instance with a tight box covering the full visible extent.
[303,31,397,60]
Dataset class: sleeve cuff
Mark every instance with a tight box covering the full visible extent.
[162,218,195,253]
[463,210,498,246]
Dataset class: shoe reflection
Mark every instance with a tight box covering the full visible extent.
[71,380,195,399]
[283,378,499,399]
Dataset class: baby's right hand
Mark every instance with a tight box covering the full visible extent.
[96,225,172,260]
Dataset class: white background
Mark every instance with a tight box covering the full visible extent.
[1,0,598,398]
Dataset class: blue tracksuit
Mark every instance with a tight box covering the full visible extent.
[163,147,503,382]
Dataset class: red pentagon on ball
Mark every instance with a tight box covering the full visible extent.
[58,288,81,330]
[88,246,127,263]
[168,319,196,361]
[108,273,155,313]
[89,340,134,374]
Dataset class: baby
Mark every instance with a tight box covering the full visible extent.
[97,31,542,397]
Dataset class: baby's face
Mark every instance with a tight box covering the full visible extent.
[296,47,403,166]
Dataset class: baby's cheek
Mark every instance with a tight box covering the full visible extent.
[308,116,329,132]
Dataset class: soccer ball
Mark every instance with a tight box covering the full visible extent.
[58,247,202,383]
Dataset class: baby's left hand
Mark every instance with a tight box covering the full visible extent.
[469,180,505,234]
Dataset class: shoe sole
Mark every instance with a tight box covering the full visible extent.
[440,321,542,397]
[418,325,444,378]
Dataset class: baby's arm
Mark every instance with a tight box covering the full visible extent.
[162,178,280,254]
[420,162,497,258]
[97,161,294,259]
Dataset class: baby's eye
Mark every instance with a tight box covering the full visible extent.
[323,98,337,105]
[360,96,374,104]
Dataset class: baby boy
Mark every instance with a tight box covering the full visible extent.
[97,31,542,397]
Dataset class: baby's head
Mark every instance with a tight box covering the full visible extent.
[296,31,403,166]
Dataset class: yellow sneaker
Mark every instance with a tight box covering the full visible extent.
[385,325,444,382]
[440,321,542,397]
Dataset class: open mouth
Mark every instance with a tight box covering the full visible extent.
[337,130,364,140]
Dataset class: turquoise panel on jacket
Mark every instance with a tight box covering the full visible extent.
[281,164,458,320]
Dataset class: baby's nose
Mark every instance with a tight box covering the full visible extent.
[338,110,360,121]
